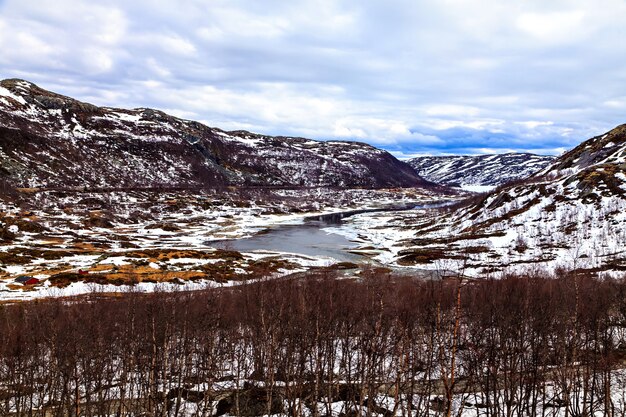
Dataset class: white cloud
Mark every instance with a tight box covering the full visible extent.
[82,48,114,73]
[333,124,367,139]
[514,121,554,129]
[604,99,626,109]
[145,58,171,78]
[474,148,505,155]
[156,35,196,56]
[197,9,290,40]
[332,118,440,144]
[95,8,127,45]
[14,31,56,57]
[517,11,587,43]
[424,104,480,118]
[420,119,506,131]
[0,0,625,155]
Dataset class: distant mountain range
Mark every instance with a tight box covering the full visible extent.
[407,153,555,189]
[0,79,429,191]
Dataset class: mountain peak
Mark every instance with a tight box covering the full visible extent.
[546,124,626,175]
[0,79,101,115]
[0,79,54,101]
[0,78,37,91]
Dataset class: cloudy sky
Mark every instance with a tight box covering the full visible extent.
[1,0,626,157]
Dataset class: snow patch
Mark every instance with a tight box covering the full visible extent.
[460,184,496,193]
[0,86,27,105]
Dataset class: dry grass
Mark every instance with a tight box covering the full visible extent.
[15,188,39,194]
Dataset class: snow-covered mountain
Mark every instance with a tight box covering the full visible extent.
[0,79,428,190]
[407,153,554,189]
[380,126,626,274]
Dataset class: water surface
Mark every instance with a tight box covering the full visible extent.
[208,201,448,262]
[210,219,361,262]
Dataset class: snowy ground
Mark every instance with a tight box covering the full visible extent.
[459,184,496,193]
[0,187,451,300]
[337,177,626,278]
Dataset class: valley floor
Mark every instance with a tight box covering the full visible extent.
[0,186,452,300]
[3,180,625,302]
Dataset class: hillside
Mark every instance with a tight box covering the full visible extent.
[407,153,554,189]
[345,125,626,274]
[0,79,428,190]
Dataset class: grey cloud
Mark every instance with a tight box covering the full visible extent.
[1,0,626,155]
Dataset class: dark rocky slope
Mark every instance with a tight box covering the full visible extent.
[0,79,429,190]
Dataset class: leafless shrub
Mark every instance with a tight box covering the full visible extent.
[0,270,625,415]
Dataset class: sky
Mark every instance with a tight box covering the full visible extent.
[1,0,626,158]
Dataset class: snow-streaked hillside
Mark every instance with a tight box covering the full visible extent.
[0,79,428,190]
[345,126,626,275]
[408,153,554,189]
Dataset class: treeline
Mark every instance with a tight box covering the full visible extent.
[1,271,626,416]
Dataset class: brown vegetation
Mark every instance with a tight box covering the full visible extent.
[1,270,626,416]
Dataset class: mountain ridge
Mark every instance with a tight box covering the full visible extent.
[0,79,430,191]
[407,152,555,189]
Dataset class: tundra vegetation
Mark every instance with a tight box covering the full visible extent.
[2,269,626,416]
